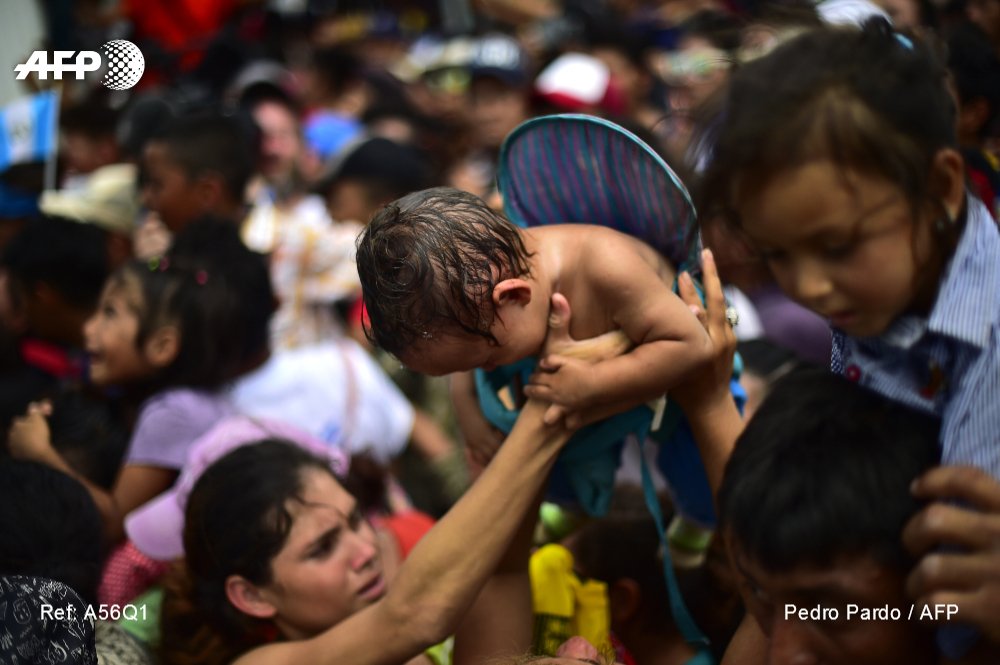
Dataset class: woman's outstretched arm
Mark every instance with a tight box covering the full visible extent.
[235,298,579,665]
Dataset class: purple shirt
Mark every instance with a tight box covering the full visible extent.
[749,283,833,365]
[125,388,235,469]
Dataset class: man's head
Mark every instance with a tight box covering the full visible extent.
[245,87,309,195]
[1,215,109,347]
[0,460,103,603]
[141,113,256,232]
[967,0,1000,49]
[317,137,434,224]
[719,369,941,665]
[60,95,121,176]
[467,34,532,151]
[356,187,543,374]
[946,21,1000,146]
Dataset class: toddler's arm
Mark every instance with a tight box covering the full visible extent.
[526,233,713,423]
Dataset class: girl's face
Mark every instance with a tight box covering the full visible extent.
[737,161,937,338]
[83,278,155,386]
[259,468,385,640]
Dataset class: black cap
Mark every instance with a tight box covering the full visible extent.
[314,136,433,196]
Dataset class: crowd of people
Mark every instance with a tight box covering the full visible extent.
[1,0,999,663]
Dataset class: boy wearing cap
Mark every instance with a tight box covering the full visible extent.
[315,136,434,228]
[446,34,534,203]
[467,33,534,153]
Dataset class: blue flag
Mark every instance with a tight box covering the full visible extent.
[0,90,59,172]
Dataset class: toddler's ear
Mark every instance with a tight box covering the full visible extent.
[492,278,532,308]
[144,326,180,368]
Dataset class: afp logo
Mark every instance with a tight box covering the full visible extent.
[14,40,145,90]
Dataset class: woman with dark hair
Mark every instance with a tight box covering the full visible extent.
[156,235,746,665]
[160,397,569,665]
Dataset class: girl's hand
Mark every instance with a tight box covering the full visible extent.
[903,465,1000,643]
[8,400,55,461]
[671,248,738,415]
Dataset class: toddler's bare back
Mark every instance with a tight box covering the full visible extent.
[527,224,679,344]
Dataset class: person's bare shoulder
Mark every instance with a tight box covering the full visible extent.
[531,224,668,267]
[570,225,676,284]
[529,225,680,335]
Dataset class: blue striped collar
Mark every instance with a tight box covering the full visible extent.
[927,195,999,349]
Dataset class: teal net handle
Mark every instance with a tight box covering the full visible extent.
[636,423,711,648]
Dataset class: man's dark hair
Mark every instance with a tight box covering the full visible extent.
[678,9,744,53]
[61,94,120,140]
[0,460,103,603]
[310,47,365,99]
[317,137,434,207]
[356,187,533,357]
[169,216,276,367]
[947,21,1000,139]
[48,388,129,491]
[719,369,941,572]
[2,215,109,310]
[154,112,257,204]
[240,82,302,121]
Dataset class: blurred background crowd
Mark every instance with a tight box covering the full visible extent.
[0,0,998,663]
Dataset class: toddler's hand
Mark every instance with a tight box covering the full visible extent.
[8,400,54,461]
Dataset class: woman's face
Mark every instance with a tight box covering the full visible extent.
[260,468,386,639]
